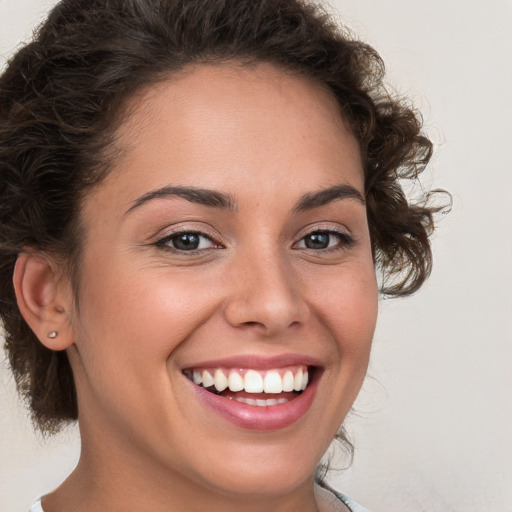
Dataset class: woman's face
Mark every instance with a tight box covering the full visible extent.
[67,63,378,498]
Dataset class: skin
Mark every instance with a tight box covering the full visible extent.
[17,62,378,511]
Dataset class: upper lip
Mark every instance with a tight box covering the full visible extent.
[181,353,322,371]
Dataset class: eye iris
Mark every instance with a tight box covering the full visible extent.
[173,233,200,250]
[305,232,330,249]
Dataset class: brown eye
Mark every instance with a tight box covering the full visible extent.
[304,232,330,249]
[172,233,201,250]
[296,229,355,251]
[157,232,217,252]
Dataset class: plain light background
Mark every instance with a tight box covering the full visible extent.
[1,1,511,511]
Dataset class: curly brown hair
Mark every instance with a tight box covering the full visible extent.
[0,0,445,439]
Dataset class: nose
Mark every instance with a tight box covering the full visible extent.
[223,253,310,336]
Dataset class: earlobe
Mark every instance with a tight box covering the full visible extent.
[13,252,74,351]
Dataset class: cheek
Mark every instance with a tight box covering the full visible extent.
[69,264,225,433]
[72,261,221,374]
[308,262,378,354]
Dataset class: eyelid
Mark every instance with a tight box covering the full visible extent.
[292,224,356,250]
[156,231,215,249]
[154,223,224,250]
[294,222,353,241]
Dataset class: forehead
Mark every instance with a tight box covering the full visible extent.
[87,62,364,217]
[120,61,348,140]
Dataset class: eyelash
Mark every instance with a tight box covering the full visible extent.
[155,230,221,254]
[155,227,355,254]
[294,228,355,252]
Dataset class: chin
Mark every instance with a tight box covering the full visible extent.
[187,440,322,498]
[206,463,314,498]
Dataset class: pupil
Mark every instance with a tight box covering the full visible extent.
[174,233,200,250]
[306,233,329,249]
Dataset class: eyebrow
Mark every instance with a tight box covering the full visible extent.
[125,186,237,215]
[125,183,364,216]
[292,184,365,212]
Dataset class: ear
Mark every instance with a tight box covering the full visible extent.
[13,252,75,351]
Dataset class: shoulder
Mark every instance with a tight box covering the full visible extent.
[30,488,372,512]
[316,482,373,512]
[29,498,44,512]
[336,493,373,512]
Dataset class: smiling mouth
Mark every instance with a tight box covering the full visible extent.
[183,365,313,406]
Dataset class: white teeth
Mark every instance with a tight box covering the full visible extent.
[234,397,289,406]
[244,370,264,393]
[213,369,228,392]
[234,397,257,406]
[190,367,311,395]
[263,370,283,394]
[282,370,295,392]
[202,370,214,388]
[301,370,308,391]
[293,368,303,392]
[228,370,244,392]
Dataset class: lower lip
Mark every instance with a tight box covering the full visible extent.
[184,373,319,431]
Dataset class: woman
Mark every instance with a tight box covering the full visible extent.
[0,1,443,511]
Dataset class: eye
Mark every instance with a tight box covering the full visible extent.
[295,229,354,251]
[156,231,218,252]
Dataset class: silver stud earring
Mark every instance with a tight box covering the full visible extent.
[47,331,58,339]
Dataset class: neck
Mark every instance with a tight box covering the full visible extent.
[43,430,322,512]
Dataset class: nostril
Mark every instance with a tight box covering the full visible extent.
[221,259,311,334]
[223,295,309,335]
[239,320,280,332]
[243,321,262,328]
